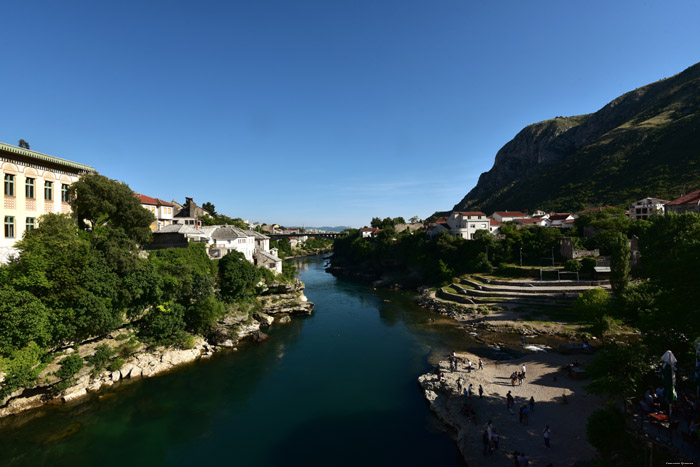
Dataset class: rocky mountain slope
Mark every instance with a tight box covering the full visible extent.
[454,62,700,213]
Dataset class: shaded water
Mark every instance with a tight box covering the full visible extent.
[0,256,484,466]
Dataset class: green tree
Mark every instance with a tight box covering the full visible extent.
[609,232,630,294]
[186,295,226,335]
[574,288,613,337]
[0,287,51,355]
[202,202,216,216]
[0,342,44,399]
[585,341,651,404]
[69,173,154,245]
[218,251,261,301]
[138,303,186,345]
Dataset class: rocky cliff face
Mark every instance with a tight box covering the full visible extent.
[454,61,700,213]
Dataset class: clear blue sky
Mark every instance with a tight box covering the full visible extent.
[2,1,699,227]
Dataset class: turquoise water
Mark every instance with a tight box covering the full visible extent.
[0,256,470,466]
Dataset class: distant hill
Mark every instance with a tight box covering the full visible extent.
[453,62,700,214]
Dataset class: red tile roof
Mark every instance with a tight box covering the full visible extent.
[493,211,528,218]
[359,227,380,232]
[453,211,487,217]
[666,190,700,206]
[136,194,173,207]
[489,219,501,226]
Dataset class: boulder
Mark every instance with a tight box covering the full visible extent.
[278,315,291,324]
[251,331,269,343]
[111,371,121,382]
[254,312,274,326]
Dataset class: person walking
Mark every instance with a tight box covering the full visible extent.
[521,364,526,379]
[529,396,535,413]
[457,377,465,395]
[479,384,484,399]
[523,404,530,426]
[478,358,483,370]
[543,425,551,449]
[492,431,500,450]
[468,383,473,399]
[507,391,514,414]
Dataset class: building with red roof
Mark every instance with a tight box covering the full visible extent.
[665,190,700,214]
[136,193,174,231]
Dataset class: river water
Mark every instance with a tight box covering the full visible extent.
[0,255,478,466]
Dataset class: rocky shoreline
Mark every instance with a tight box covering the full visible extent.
[0,282,313,420]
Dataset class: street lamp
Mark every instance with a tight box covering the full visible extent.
[519,247,523,267]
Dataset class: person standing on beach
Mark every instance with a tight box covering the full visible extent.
[479,384,484,399]
[544,425,551,449]
[521,364,526,379]
[457,376,465,395]
[507,391,514,414]
[478,358,483,370]
[529,396,535,413]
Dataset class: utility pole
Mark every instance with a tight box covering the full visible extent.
[519,248,523,267]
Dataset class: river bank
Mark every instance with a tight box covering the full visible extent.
[0,281,313,420]
[418,351,601,466]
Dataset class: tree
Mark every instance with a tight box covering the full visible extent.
[409,216,420,223]
[202,202,216,216]
[69,173,154,245]
[585,341,651,404]
[0,287,51,356]
[609,232,630,294]
[574,288,613,337]
[18,139,30,149]
[218,251,261,302]
[0,342,44,399]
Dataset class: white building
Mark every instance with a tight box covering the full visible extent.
[547,213,576,228]
[491,211,529,223]
[1,142,96,263]
[445,211,489,239]
[629,197,668,220]
[665,190,700,214]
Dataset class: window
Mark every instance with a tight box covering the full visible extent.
[61,184,70,202]
[4,174,14,196]
[25,178,35,199]
[4,216,15,238]
[44,181,53,201]
[26,217,35,231]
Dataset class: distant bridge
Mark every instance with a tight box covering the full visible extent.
[267,232,347,241]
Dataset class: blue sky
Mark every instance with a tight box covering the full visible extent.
[2,1,699,227]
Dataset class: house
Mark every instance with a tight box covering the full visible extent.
[628,198,668,220]
[136,194,174,231]
[172,197,204,228]
[209,225,256,261]
[665,190,700,214]
[445,211,489,239]
[491,211,529,223]
[254,249,282,274]
[359,227,380,238]
[548,213,576,228]
[426,221,449,239]
[516,217,551,227]
[489,218,502,235]
[246,229,270,252]
[1,141,96,263]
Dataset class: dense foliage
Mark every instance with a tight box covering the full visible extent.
[0,174,295,397]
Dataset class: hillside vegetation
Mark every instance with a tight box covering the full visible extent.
[454,62,700,213]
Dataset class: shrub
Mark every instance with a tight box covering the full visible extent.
[109,358,124,372]
[138,302,186,345]
[55,354,83,381]
[0,342,44,399]
[185,296,226,335]
[88,343,114,377]
[581,257,598,274]
[564,259,582,272]
[218,251,262,301]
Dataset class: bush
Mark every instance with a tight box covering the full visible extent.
[586,405,627,457]
[218,251,262,301]
[280,262,297,283]
[0,342,45,398]
[185,296,226,335]
[55,354,83,380]
[118,339,140,358]
[88,343,114,376]
[574,288,613,337]
[581,257,598,274]
[177,332,196,350]
[109,358,124,372]
[564,259,582,272]
[138,302,186,345]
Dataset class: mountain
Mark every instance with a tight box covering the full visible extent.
[453,62,700,213]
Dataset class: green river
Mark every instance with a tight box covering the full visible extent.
[0,255,489,466]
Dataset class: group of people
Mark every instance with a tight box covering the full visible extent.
[510,364,527,386]
[448,351,483,373]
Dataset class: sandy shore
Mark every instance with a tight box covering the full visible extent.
[418,351,602,466]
